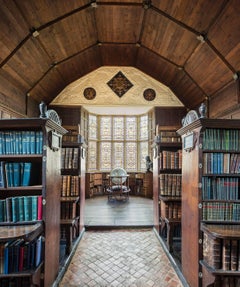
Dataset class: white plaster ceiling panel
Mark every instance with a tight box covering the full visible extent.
[51,66,183,107]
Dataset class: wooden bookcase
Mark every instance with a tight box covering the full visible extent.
[0,118,66,287]
[153,127,182,253]
[177,116,240,287]
[60,138,86,255]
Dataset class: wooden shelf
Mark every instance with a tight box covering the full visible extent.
[201,223,240,239]
[0,222,43,241]
[200,260,240,276]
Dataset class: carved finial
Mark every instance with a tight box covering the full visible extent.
[39,101,47,118]
[199,103,207,118]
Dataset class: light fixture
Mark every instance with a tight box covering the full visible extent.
[91,0,97,8]
[233,72,239,81]
[30,27,40,38]
[143,0,151,10]
[197,34,206,43]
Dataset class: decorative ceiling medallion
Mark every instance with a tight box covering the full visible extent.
[83,87,96,100]
[143,88,156,101]
[107,71,133,98]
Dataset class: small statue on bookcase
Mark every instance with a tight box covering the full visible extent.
[39,101,62,125]
[145,155,153,172]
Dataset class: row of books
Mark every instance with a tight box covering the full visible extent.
[203,233,240,271]
[159,173,182,197]
[61,201,78,220]
[202,202,240,221]
[0,277,32,287]
[202,177,239,200]
[61,147,79,170]
[203,153,240,174]
[157,131,181,143]
[160,202,181,219]
[0,130,43,155]
[0,235,43,274]
[203,128,240,151]
[0,195,42,223]
[0,162,34,188]
[159,150,182,170]
[61,175,80,197]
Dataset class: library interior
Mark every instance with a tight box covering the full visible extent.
[0,1,240,287]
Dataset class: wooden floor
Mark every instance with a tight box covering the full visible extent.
[84,195,154,227]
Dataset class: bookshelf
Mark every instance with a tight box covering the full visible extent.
[153,127,182,254]
[0,117,66,287]
[177,109,240,287]
[60,137,86,255]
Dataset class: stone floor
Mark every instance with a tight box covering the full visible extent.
[58,228,186,287]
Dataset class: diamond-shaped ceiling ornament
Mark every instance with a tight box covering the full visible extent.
[107,71,133,98]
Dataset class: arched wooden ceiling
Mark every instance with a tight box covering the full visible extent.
[0,0,239,114]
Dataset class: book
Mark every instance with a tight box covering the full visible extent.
[222,239,231,270]
[22,162,32,186]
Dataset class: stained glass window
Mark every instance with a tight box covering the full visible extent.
[113,142,124,168]
[88,114,97,140]
[100,142,112,171]
[139,115,148,140]
[100,117,112,140]
[87,141,97,171]
[125,142,137,170]
[139,141,149,170]
[126,117,137,140]
[113,117,124,140]
[87,113,151,172]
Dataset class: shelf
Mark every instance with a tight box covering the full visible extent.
[201,222,240,239]
[0,154,42,160]
[200,260,240,276]
[0,185,43,191]
[0,261,43,278]
[0,222,43,241]
[60,196,79,202]
[203,173,240,177]
[159,195,181,202]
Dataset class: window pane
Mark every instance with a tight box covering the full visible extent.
[139,115,148,140]
[113,142,124,168]
[100,117,112,140]
[113,117,124,140]
[88,141,97,171]
[125,142,137,171]
[126,117,137,140]
[88,114,97,140]
[100,142,111,171]
[140,141,149,170]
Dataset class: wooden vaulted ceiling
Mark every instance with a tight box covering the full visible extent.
[0,0,239,115]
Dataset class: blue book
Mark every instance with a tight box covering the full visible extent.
[35,236,42,267]
[18,196,24,222]
[13,162,21,187]
[22,162,32,186]
[30,131,36,154]
[11,197,19,222]
[31,196,38,221]
[5,162,13,187]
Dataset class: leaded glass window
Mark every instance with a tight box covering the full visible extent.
[88,114,97,140]
[113,142,124,168]
[113,117,124,140]
[87,141,97,171]
[100,142,112,170]
[139,115,148,140]
[100,117,112,140]
[126,117,137,140]
[87,113,151,172]
[125,142,137,170]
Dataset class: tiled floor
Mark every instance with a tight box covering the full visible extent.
[58,229,185,287]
